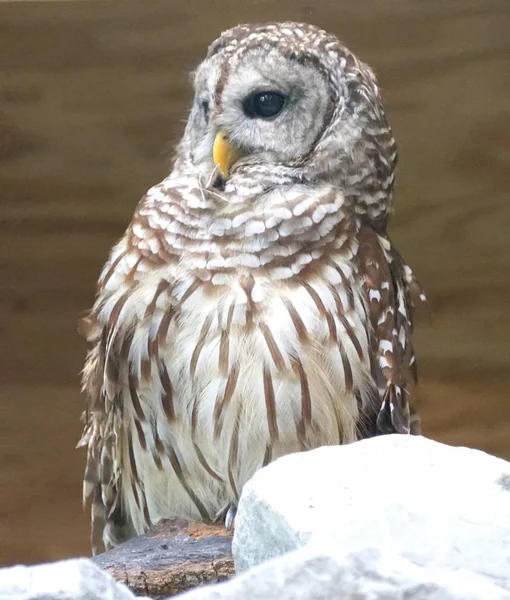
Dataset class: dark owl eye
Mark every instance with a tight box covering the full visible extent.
[243,91,286,119]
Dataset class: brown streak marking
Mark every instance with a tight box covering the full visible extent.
[214,61,231,108]
[109,292,130,327]
[292,356,312,439]
[225,301,235,328]
[156,309,174,346]
[141,357,152,381]
[302,281,337,342]
[147,336,159,361]
[213,363,239,439]
[328,284,365,360]
[155,438,165,455]
[167,445,210,521]
[190,312,214,378]
[105,344,119,394]
[177,278,202,307]
[143,499,151,527]
[219,330,229,375]
[190,394,223,482]
[218,302,234,375]
[339,343,353,393]
[127,433,139,483]
[339,314,364,360]
[191,396,199,436]
[263,366,279,442]
[119,332,133,364]
[194,443,224,483]
[296,418,307,449]
[262,445,272,467]
[144,279,171,319]
[90,488,104,554]
[302,281,327,315]
[152,450,163,471]
[228,410,241,499]
[144,281,172,377]
[127,255,143,281]
[100,251,127,290]
[325,257,355,310]
[134,419,147,451]
[240,274,255,328]
[131,481,140,510]
[282,297,308,342]
[327,311,338,343]
[159,362,175,421]
[334,401,344,445]
[259,323,285,371]
[128,372,145,422]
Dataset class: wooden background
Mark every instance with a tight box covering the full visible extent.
[1,0,509,566]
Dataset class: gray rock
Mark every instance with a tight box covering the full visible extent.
[175,545,510,600]
[233,435,510,590]
[0,558,141,600]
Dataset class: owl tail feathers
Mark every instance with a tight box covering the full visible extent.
[82,478,120,556]
[376,384,414,435]
[90,486,107,556]
[77,438,106,555]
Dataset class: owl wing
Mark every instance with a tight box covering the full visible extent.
[78,312,127,555]
[356,226,425,437]
[78,223,176,554]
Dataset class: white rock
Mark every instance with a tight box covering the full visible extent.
[175,545,510,600]
[0,558,140,600]
[233,435,510,591]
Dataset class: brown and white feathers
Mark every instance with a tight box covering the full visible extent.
[79,22,424,554]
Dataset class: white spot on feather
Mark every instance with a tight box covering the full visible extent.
[244,220,266,236]
[379,339,393,354]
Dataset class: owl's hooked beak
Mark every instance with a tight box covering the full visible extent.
[213,131,243,179]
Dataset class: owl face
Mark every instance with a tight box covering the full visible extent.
[176,22,396,217]
[189,46,331,171]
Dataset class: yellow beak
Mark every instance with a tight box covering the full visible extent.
[213,131,243,179]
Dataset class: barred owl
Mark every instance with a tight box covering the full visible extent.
[79,22,425,553]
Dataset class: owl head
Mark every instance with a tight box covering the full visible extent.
[175,22,397,225]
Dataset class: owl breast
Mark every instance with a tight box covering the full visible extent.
[113,249,373,535]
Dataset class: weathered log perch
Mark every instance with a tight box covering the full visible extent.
[92,519,234,599]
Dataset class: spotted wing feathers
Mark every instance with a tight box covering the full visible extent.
[358,227,424,436]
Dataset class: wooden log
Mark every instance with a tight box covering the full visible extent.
[92,519,234,599]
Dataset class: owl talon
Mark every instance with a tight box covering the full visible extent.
[225,505,237,530]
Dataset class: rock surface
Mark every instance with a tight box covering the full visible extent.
[233,434,510,590]
[3,548,509,600]
[92,520,234,599]
[175,545,510,600]
[4,436,510,600]
[0,558,140,600]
